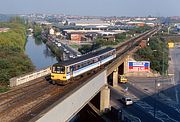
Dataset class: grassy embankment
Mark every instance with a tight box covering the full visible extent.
[0,21,34,92]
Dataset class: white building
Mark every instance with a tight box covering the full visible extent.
[49,28,55,35]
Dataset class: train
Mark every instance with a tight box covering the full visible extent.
[50,47,116,85]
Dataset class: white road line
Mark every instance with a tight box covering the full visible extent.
[136,101,178,122]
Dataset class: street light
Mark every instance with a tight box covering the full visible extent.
[154,79,160,119]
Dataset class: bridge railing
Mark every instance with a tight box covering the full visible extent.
[9,67,51,87]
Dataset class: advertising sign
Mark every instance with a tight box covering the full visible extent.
[128,61,150,72]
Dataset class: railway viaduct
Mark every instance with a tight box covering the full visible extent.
[7,28,159,122]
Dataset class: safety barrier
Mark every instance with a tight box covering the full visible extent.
[9,67,51,87]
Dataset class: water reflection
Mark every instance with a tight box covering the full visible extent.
[34,38,43,45]
[25,36,58,70]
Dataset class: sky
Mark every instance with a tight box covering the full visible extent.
[0,0,179,17]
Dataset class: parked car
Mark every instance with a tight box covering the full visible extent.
[65,50,70,54]
[121,97,133,106]
[77,54,82,57]
[57,43,61,47]
[69,54,74,58]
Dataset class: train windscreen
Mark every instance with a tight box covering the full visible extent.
[52,65,65,74]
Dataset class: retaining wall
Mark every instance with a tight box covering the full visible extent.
[9,67,51,87]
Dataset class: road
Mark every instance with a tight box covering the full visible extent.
[109,45,180,122]
[167,46,180,102]
[110,86,160,122]
[122,83,180,122]
[111,83,180,122]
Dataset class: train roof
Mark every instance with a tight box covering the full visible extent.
[54,47,115,66]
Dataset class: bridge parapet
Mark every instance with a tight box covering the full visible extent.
[31,70,107,122]
[10,67,51,87]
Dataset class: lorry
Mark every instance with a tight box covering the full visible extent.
[119,75,128,83]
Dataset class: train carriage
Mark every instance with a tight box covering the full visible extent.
[50,47,116,85]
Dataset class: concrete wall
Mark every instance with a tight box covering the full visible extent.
[9,67,51,87]
[31,70,107,122]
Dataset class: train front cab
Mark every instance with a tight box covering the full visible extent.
[51,64,67,84]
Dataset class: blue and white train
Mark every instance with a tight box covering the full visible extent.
[50,47,116,84]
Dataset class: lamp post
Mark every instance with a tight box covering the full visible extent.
[162,49,165,77]
[154,79,160,119]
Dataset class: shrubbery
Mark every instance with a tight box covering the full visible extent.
[0,19,34,88]
[134,37,168,75]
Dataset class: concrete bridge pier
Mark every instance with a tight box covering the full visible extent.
[100,86,110,112]
[124,55,130,74]
[112,68,118,87]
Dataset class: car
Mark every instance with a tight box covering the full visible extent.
[69,54,74,58]
[121,97,133,106]
[65,50,70,54]
[57,43,61,47]
[76,54,82,57]
[64,49,67,52]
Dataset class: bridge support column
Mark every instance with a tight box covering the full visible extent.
[113,68,118,87]
[100,86,110,112]
[124,55,130,74]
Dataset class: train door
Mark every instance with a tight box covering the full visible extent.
[66,66,70,80]
[70,65,74,78]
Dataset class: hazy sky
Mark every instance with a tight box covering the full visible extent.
[0,0,179,16]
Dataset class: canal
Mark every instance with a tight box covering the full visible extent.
[25,36,58,69]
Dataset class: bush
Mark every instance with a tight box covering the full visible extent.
[134,37,168,75]
[0,21,34,87]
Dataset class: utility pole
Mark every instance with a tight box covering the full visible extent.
[162,47,165,77]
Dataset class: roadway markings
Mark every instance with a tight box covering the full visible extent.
[135,100,178,122]
[122,109,141,122]
[157,93,180,114]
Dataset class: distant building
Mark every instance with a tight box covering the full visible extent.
[49,28,55,35]
[0,28,9,33]
[70,33,84,41]
[146,23,155,27]
[27,28,33,33]
[127,21,145,27]
[55,32,61,36]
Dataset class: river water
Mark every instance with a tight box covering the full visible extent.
[25,36,58,70]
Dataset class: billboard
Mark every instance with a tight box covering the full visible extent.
[128,61,150,72]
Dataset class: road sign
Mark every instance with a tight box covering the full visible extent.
[128,61,150,72]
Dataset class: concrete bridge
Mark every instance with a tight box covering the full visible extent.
[9,28,159,122]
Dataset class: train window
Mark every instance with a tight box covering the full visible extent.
[78,64,81,69]
[75,65,78,70]
[84,61,88,67]
[52,66,65,74]
[94,58,98,63]
[70,65,75,72]
[90,60,93,64]
[56,66,65,74]
[52,67,56,73]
